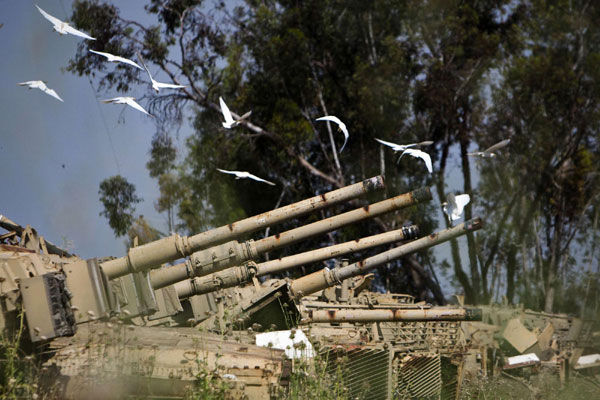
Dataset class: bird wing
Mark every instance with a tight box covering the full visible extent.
[484,139,511,154]
[42,87,64,102]
[113,55,142,69]
[405,149,432,173]
[248,173,276,186]
[36,5,64,28]
[454,194,470,215]
[124,98,151,116]
[216,168,239,177]
[415,140,434,147]
[236,110,252,122]
[466,152,483,157]
[374,138,402,151]
[315,115,342,126]
[316,116,348,152]
[219,97,235,124]
[101,97,121,104]
[155,81,187,89]
[18,81,37,88]
[89,49,111,59]
[63,24,96,40]
[136,52,153,80]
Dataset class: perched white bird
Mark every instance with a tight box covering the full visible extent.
[315,115,349,152]
[216,168,275,186]
[89,49,142,69]
[219,97,252,129]
[137,52,186,93]
[398,148,433,173]
[102,97,152,116]
[35,5,96,40]
[467,139,511,158]
[442,193,471,224]
[18,80,63,102]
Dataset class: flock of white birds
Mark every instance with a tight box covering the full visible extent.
[20,4,511,225]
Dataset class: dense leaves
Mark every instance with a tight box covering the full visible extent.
[98,175,142,237]
[74,1,600,314]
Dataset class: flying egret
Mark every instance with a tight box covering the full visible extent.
[89,49,142,69]
[398,148,433,173]
[442,193,471,225]
[467,139,511,158]
[219,97,252,129]
[18,80,63,102]
[137,52,187,93]
[102,97,152,116]
[35,5,95,40]
[315,115,349,152]
[216,168,276,186]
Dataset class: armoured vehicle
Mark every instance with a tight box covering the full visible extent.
[0,177,484,399]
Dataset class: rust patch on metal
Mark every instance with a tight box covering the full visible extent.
[0,244,35,253]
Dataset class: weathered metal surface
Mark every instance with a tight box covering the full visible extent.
[301,307,482,324]
[101,176,385,279]
[45,323,286,399]
[174,226,420,299]
[289,218,483,297]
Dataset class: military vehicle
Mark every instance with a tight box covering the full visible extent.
[0,177,484,399]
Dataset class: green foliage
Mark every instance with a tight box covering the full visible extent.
[70,0,600,311]
[98,175,142,237]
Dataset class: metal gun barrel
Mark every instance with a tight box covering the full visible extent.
[149,188,431,289]
[101,176,385,279]
[174,225,420,299]
[289,218,483,297]
[300,307,482,324]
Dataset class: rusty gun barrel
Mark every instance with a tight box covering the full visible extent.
[101,176,385,279]
[174,225,420,299]
[289,218,483,297]
[149,188,431,289]
[299,307,482,324]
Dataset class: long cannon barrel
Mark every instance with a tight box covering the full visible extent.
[289,218,483,298]
[174,225,420,299]
[299,307,482,324]
[149,188,431,289]
[101,176,385,279]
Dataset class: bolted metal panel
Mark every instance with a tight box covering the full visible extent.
[20,273,76,342]
[101,176,385,279]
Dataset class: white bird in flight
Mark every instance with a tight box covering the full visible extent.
[102,97,152,116]
[442,193,471,224]
[398,148,433,173]
[315,116,349,152]
[216,168,276,186]
[18,80,63,102]
[374,138,433,153]
[89,49,142,69]
[467,139,511,158]
[35,5,96,40]
[219,97,252,129]
[137,52,187,93]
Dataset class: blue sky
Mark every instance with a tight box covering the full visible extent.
[0,1,184,257]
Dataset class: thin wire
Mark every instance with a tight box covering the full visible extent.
[59,0,121,174]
